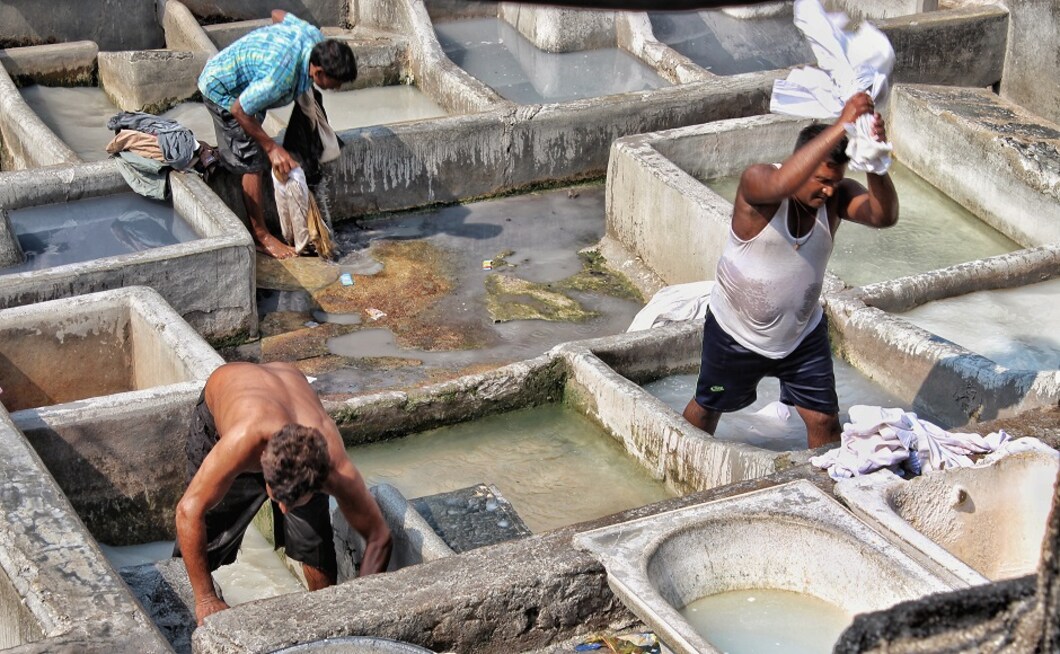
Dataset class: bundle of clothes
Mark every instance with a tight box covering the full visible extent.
[105,111,219,201]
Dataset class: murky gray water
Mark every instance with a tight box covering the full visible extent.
[267,85,448,132]
[309,186,642,393]
[643,357,910,451]
[2,193,197,274]
[650,9,813,75]
[20,85,221,158]
[347,404,674,532]
[435,18,669,104]
[899,277,1060,371]
[703,162,1019,286]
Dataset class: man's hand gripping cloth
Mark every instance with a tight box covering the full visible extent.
[769,0,895,174]
[272,166,337,258]
[810,405,1010,481]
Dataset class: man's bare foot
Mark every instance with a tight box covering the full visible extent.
[257,234,297,259]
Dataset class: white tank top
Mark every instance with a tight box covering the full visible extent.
[710,198,833,359]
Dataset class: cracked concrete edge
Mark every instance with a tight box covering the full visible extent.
[0,41,98,87]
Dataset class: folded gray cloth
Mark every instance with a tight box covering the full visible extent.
[107,111,197,170]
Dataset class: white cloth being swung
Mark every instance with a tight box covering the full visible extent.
[769,0,895,174]
[810,405,1010,481]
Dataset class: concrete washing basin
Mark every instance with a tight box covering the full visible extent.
[836,447,1060,586]
[270,636,434,653]
[575,480,957,654]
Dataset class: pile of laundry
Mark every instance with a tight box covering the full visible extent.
[809,405,1056,481]
[105,111,218,201]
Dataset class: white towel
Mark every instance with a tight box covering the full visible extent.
[810,405,1010,481]
[272,166,311,254]
[627,281,714,332]
[770,0,895,174]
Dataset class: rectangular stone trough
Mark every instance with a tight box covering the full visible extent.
[0,162,256,342]
[0,410,170,652]
[835,446,1060,586]
[0,286,224,547]
[575,480,960,654]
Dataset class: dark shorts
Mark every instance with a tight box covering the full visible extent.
[173,391,337,578]
[694,311,839,415]
[203,98,269,175]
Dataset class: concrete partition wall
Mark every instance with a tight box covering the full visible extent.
[0,411,171,652]
[605,113,808,285]
[0,63,78,170]
[0,41,97,87]
[889,84,1060,248]
[498,4,616,53]
[0,163,257,341]
[1000,0,1060,126]
[824,0,937,21]
[326,77,773,217]
[0,0,162,51]
[2,287,224,545]
[829,246,1060,427]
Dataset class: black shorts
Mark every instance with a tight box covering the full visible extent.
[694,311,839,415]
[203,98,270,175]
[173,391,337,578]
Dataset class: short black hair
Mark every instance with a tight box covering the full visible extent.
[310,39,357,83]
[794,123,850,166]
[261,424,330,506]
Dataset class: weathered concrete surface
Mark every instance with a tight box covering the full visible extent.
[890,84,1060,248]
[0,41,97,87]
[192,464,833,654]
[835,464,1060,653]
[0,410,171,652]
[825,0,938,21]
[1000,0,1060,126]
[499,4,615,53]
[0,165,258,341]
[0,63,79,170]
[176,0,346,27]
[0,0,163,51]
[3,286,224,544]
[0,208,23,268]
[616,11,714,85]
[158,0,218,55]
[98,49,208,114]
[326,76,772,218]
[828,251,1060,426]
[577,480,958,654]
[878,5,1007,88]
[121,558,199,654]
[410,484,532,553]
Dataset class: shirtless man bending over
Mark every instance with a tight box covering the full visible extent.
[175,362,392,625]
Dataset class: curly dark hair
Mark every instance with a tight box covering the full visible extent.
[261,424,331,506]
[310,39,357,83]
[794,122,850,166]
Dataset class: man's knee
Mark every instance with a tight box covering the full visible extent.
[683,399,721,434]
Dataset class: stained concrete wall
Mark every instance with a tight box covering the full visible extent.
[0,63,79,170]
[825,0,938,21]
[0,41,97,87]
[0,0,162,51]
[1000,0,1060,126]
[0,410,172,652]
[98,49,208,114]
[499,4,616,53]
[176,0,347,27]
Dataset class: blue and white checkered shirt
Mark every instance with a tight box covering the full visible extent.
[198,13,323,116]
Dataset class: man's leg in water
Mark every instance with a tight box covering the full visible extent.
[242,170,296,259]
[795,405,841,449]
[683,399,722,434]
[302,563,336,590]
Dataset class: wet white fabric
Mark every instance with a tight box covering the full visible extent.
[627,281,714,332]
[979,437,1059,466]
[272,166,311,253]
[770,0,895,174]
[810,405,1009,480]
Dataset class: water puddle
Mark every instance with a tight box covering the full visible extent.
[435,17,669,104]
[2,193,197,274]
[650,9,813,75]
[899,277,1060,371]
[346,404,674,532]
[643,357,910,451]
[703,161,1019,286]
[681,588,851,654]
[267,85,448,132]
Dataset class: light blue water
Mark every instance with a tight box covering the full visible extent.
[435,18,669,104]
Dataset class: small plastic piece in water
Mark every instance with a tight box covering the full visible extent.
[304,321,320,328]
[482,259,493,270]
[339,272,354,286]
[366,307,387,321]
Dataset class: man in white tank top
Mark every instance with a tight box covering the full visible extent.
[683,92,899,448]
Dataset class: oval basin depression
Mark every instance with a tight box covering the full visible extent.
[836,448,1060,585]
[575,481,958,654]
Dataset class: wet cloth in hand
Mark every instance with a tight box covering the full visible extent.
[769,0,895,174]
[272,166,337,258]
[627,281,714,332]
[810,405,1009,481]
[106,111,198,170]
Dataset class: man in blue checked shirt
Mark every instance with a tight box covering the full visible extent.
[199,10,356,259]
